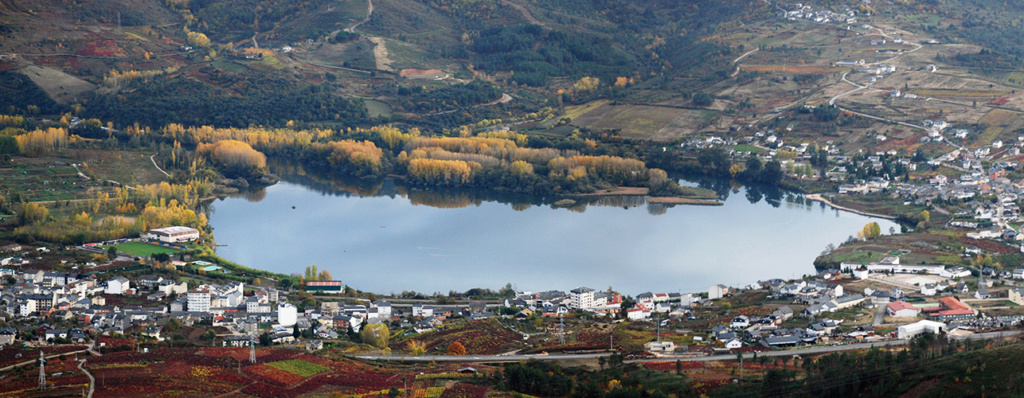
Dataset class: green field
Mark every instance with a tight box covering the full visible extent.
[266,360,329,377]
[103,241,181,257]
[364,99,393,118]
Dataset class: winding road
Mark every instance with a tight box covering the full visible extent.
[345,0,374,33]
[79,359,95,398]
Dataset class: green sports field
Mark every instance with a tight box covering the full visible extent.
[103,241,181,257]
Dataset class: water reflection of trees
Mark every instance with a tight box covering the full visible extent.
[265,163,807,215]
[407,191,482,209]
[647,203,670,215]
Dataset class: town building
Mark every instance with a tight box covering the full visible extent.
[145,226,200,243]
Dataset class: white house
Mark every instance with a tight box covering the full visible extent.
[1009,288,1024,306]
[730,315,750,329]
[145,226,200,243]
[725,339,743,350]
[627,303,652,320]
[412,305,434,317]
[940,266,971,279]
[105,277,130,295]
[708,284,729,300]
[644,341,675,353]
[896,320,945,339]
[278,303,298,327]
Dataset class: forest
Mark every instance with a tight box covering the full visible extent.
[0,72,65,116]
[391,81,502,114]
[86,74,366,128]
[471,25,636,87]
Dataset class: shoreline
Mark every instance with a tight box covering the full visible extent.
[805,193,898,220]
[567,186,721,205]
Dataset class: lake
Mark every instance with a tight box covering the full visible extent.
[208,175,899,295]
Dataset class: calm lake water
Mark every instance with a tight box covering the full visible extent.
[208,175,898,295]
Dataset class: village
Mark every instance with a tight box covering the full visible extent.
[2,216,1024,363]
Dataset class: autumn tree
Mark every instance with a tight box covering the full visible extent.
[15,128,68,156]
[407,340,426,355]
[187,31,211,48]
[573,76,600,92]
[17,202,49,225]
[196,140,267,178]
[858,222,882,240]
[446,341,467,356]
[360,323,390,349]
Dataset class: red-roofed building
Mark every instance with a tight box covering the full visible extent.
[887,301,920,318]
[923,297,976,321]
[627,302,651,320]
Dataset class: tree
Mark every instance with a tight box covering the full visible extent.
[259,331,272,346]
[187,31,211,48]
[360,323,390,349]
[203,329,216,344]
[858,222,882,240]
[17,202,49,225]
[407,340,426,355]
[761,160,784,185]
[918,210,930,223]
[446,341,466,355]
[106,246,118,260]
[293,323,301,339]
[165,318,181,332]
[693,92,714,106]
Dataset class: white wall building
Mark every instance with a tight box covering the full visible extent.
[897,320,946,339]
[187,287,212,313]
[570,287,595,309]
[105,277,130,295]
[278,302,298,327]
[145,226,200,243]
[709,284,728,300]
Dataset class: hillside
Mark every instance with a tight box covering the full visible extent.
[0,0,776,132]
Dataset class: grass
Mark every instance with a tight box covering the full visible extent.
[266,360,329,377]
[364,99,393,118]
[124,31,150,42]
[831,250,885,263]
[103,241,181,257]
[909,89,1009,98]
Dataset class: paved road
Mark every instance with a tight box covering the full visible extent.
[150,154,170,177]
[873,303,886,327]
[637,339,911,363]
[354,330,1024,364]
[0,349,90,373]
[351,352,613,362]
[346,0,374,33]
[79,359,95,398]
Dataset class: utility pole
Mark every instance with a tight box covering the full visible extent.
[559,315,565,345]
[250,340,256,363]
[38,351,46,390]
[656,313,661,342]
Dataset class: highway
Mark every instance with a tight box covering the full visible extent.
[351,352,612,362]
[354,330,1023,364]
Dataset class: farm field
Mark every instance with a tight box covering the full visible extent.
[569,103,714,141]
[0,161,101,203]
[398,319,526,355]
